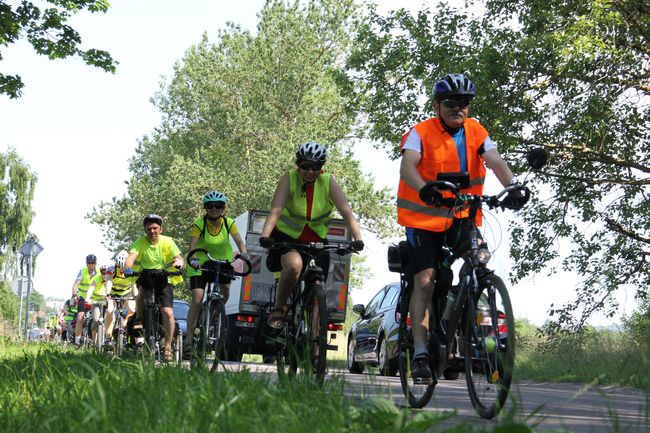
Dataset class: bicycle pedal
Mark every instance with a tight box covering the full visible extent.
[413,377,434,385]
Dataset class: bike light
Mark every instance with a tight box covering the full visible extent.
[477,247,491,264]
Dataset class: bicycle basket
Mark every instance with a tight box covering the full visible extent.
[387,241,410,273]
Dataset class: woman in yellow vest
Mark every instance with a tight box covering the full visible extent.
[184,191,248,355]
[259,142,365,330]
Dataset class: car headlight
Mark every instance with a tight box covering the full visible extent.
[477,247,491,264]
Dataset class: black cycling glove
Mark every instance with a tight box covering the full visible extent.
[418,182,443,205]
[350,240,365,252]
[501,186,530,211]
[259,237,275,249]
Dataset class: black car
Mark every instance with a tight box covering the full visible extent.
[173,299,190,337]
[347,282,401,376]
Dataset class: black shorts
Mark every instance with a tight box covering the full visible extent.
[136,275,174,308]
[77,297,89,314]
[265,230,330,282]
[189,273,232,290]
[405,220,476,275]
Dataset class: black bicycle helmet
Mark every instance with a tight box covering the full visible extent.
[142,213,163,227]
[433,73,476,101]
[295,142,327,163]
[86,254,97,263]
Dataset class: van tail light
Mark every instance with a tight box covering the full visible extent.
[236,314,255,323]
[328,323,342,331]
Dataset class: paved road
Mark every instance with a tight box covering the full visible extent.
[217,361,649,433]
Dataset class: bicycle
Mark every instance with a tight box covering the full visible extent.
[129,268,183,363]
[91,301,107,352]
[394,175,531,418]
[106,295,136,356]
[186,248,251,371]
[266,241,357,385]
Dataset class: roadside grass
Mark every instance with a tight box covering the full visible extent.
[0,340,550,433]
[515,320,650,392]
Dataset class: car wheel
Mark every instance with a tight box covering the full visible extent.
[348,336,364,374]
[378,336,398,376]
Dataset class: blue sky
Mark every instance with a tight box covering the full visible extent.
[0,0,632,326]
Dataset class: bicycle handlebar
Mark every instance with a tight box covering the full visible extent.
[186,248,252,277]
[268,240,358,256]
[420,181,531,211]
[127,268,183,277]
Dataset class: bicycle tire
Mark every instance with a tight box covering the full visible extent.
[116,327,125,356]
[397,291,436,408]
[209,298,226,372]
[303,284,328,384]
[464,274,515,419]
[196,305,210,366]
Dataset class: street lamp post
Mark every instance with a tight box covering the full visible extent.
[20,238,44,340]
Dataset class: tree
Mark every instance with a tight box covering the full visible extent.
[89,0,396,252]
[0,149,37,277]
[0,0,116,98]
[344,0,649,329]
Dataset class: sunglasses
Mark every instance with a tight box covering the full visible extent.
[205,203,225,210]
[298,162,323,172]
[441,98,471,109]
[87,262,96,265]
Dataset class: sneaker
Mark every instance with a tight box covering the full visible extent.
[103,339,114,350]
[411,356,435,385]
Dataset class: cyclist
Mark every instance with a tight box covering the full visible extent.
[124,214,184,362]
[259,142,364,330]
[103,250,138,348]
[60,297,77,343]
[184,191,249,357]
[398,73,527,383]
[71,254,103,346]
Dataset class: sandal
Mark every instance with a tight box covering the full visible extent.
[267,307,287,331]
[163,347,174,362]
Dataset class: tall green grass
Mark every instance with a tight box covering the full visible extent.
[0,341,547,433]
[515,320,650,391]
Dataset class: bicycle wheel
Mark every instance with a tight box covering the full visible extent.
[116,327,125,356]
[209,298,226,372]
[397,291,436,408]
[464,274,515,419]
[300,284,328,384]
[195,305,210,366]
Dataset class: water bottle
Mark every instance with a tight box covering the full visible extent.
[442,286,459,321]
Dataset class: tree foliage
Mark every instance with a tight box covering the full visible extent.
[0,149,37,277]
[345,0,649,329]
[89,0,396,252]
[0,0,116,98]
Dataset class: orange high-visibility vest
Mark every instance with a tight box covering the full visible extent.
[397,117,489,232]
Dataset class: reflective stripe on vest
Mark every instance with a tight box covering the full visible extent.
[276,170,333,239]
[397,117,488,232]
[111,270,132,296]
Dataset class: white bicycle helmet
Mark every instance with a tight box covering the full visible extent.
[202,190,227,204]
[433,73,476,102]
[115,250,129,268]
[295,142,327,163]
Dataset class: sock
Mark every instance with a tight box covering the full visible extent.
[414,343,428,359]
[75,336,81,345]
